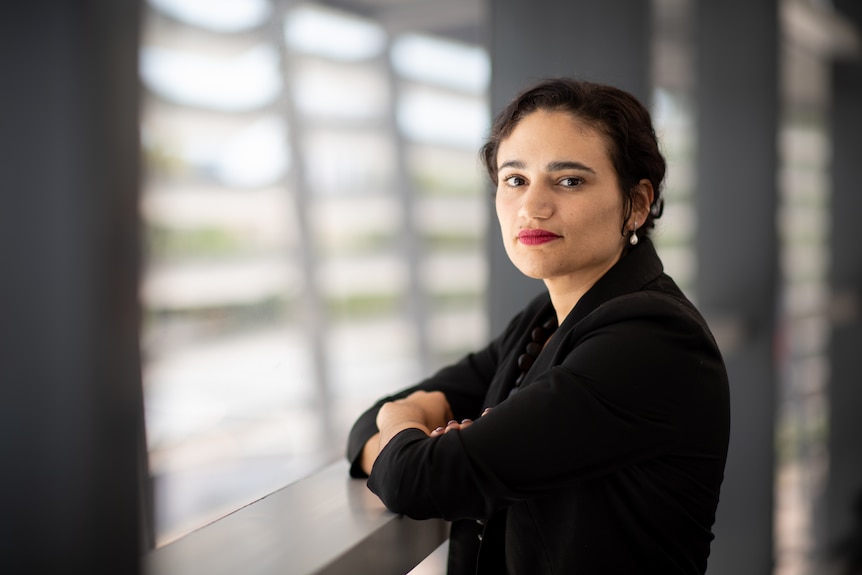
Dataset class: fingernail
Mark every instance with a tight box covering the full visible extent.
[448,420,457,426]
[461,419,473,424]
[434,427,444,433]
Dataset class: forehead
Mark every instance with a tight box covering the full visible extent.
[498,110,612,165]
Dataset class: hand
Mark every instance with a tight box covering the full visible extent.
[372,391,453,466]
[429,407,491,437]
[376,390,453,433]
[403,390,453,429]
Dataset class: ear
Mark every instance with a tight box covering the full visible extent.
[631,179,654,226]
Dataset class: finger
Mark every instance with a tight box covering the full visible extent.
[444,418,478,433]
[442,420,460,434]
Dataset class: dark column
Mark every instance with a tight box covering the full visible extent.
[694,1,780,572]
[0,1,147,572]
[824,0,862,563]
[486,0,652,332]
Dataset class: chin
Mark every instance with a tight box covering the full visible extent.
[512,264,548,280]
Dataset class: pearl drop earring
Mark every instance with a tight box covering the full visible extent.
[629,222,639,246]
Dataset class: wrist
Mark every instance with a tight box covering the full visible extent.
[360,432,380,475]
[376,402,431,449]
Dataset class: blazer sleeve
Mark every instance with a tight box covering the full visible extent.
[366,292,729,520]
[345,302,534,478]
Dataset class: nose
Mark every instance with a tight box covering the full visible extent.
[517,182,554,220]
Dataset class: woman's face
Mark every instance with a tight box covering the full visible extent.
[495,109,629,289]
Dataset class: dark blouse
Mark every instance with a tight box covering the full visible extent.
[346,239,730,574]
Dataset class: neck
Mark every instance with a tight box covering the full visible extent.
[543,255,623,325]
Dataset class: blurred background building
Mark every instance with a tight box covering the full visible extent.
[3,0,861,573]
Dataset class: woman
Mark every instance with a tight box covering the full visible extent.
[346,78,730,574]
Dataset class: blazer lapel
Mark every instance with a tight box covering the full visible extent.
[515,239,665,392]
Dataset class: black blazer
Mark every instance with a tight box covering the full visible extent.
[347,239,730,574]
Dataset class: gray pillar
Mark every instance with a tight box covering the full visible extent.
[694,1,779,573]
[487,0,652,333]
[0,1,147,571]
[824,0,862,561]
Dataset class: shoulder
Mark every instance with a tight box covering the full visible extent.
[551,278,728,403]
[593,275,708,329]
[565,276,722,358]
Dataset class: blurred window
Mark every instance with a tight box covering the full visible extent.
[140,0,488,545]
[774,4,834,572]
[651,0,698,299]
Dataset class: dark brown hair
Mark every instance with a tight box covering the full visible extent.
[480,78,665,237]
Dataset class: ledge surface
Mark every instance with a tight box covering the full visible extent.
[144,460,448,575]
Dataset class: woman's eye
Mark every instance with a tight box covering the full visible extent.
[503,175,526,187]
[559,177,583,187]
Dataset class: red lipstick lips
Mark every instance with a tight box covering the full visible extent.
[518,228,560,246]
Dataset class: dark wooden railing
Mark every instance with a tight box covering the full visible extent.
[144,460,449,574]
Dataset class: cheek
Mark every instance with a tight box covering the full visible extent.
[594,195,625,224]
[562,202,621,238]
[494,194,511,225]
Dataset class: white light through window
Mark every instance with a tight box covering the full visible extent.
[391,33,490,94]
[140,45,282,111]
[398,87,489,148]
[213,117,290,188]
[284,4,386,61]
[148,0,272,33]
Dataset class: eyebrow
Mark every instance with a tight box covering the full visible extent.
[497,159,597,174]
